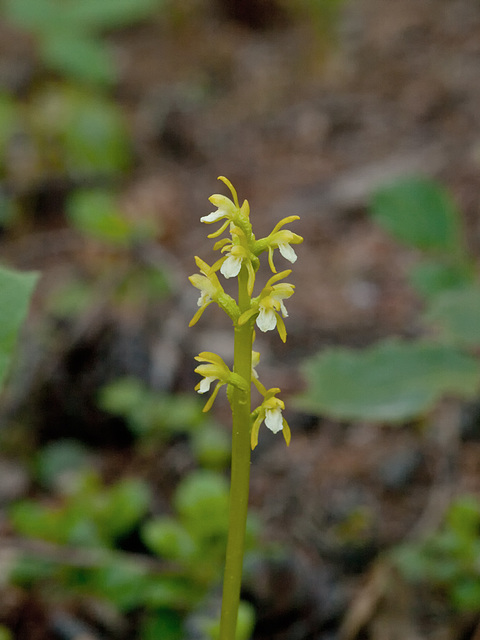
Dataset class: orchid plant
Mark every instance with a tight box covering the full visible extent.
[189,177,302,639]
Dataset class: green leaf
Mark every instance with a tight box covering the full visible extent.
[140,610,183,640]
[0,625,13,640]
[95,478,151,540]
[451,578,480,612]
[143,576,199,608]
[295,339,480,422]
[70,0,164,30]
[30,86,130,175]
[3,0,70,32]
[191,423,231,470]
[35,439,91,490]
[370,177,464,254]
[0,266,38,389]
[174,470,230,541]
[408,259,474,299]
[87,559,151,611]
[9,501,63,543]
[445,496,480,537]
[39,31,116,86]
[142,517,196,561]
[61,95,130,174]
[99,378,147,416]
[66,190,133,245]
[8,553,58,586]
[423,286,480,348]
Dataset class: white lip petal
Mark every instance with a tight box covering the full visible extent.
[256,307,277,332]
[197,291,211,307]
[278,242,297,263]
[198,376,216,393]
[220,255,242,279]
[200,209,225,223]
[265,408,284,433]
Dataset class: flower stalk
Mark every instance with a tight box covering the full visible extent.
[220,265,255,640]
[188,177,302,639]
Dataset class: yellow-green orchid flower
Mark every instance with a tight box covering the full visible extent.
[194,351,247,412]
[250,388,291,449]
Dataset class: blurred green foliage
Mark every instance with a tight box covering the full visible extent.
[297,339,480,423]
[297,176,480,616]
[3,0,165,86]
[8,447,258,639]
[296,177,480,423]
[393,496,480,612]
[99,377,231,468]
[10,470,151,547]
[0,265,38,390]
[0,85,130,186]
[0,626,12,640]
[66,189,148,245]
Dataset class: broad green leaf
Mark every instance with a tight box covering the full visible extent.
[174,470,230,541]
[142,517,196,561]
[9,501,63,543]
[140,610,183,640]
[86,559,151,611]
[0,266,38,389]
[95,477,151,540]
[8,553,58,586]
[424,286,480,348]
[4,0,163,32]
[143,576,199,608]
[371,177,463,254]
[71,0,164,30]
[446,496,480,537]
[3,0,70,32]
[191,423,231,470]
[295,339,480,422]
[66,190,133,245]
[452,579,480,612]
[408,259,474,299]
[46,279,95,318]
[99,377,147,416]
[35,439,91,490]
[63,98,130,173]
[39,31,116,86]
[30,86,130,175]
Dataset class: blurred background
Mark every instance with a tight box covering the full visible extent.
[1,0,480,639]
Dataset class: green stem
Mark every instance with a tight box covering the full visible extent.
[219,266,254,640]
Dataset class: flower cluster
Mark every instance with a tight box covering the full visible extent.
[189,177,302,448]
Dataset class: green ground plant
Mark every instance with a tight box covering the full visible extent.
[7,435,258,640]
[0,265,38,391]
[295,176,480,612]
[0,0,161,235]
[2,0,165,86]
[99,377,231,468]
[296,176,480,423]
[393,496,480,612]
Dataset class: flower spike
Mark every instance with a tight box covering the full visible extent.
[190,177,298,443]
